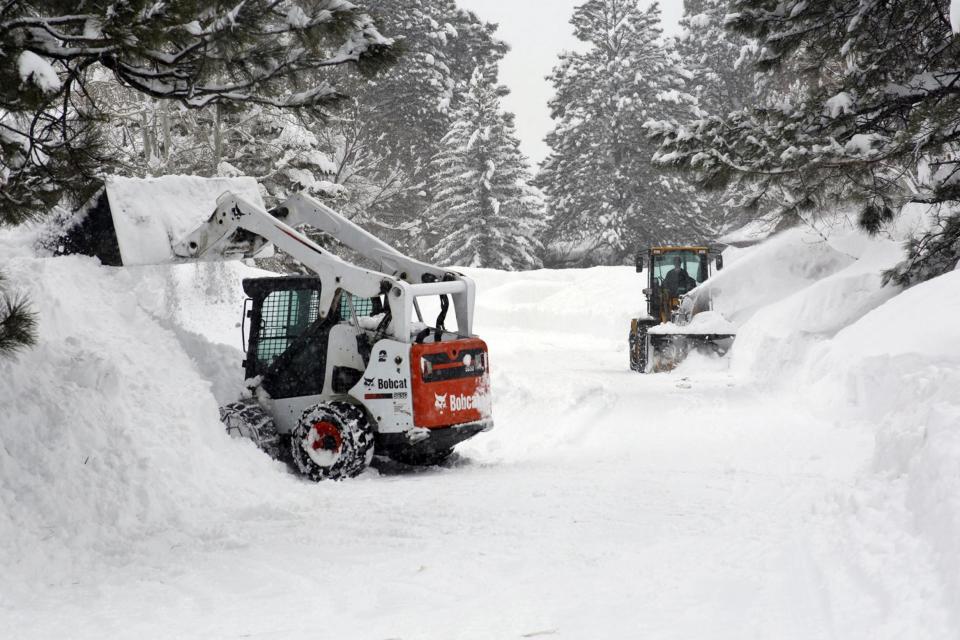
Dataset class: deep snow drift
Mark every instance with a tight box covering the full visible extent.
[714,218,960,631]
[1,216,959,638]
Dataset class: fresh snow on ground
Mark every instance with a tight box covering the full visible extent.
[1,216,959,638]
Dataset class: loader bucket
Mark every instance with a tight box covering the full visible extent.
[647,333,735,372]
[58,175,271,266]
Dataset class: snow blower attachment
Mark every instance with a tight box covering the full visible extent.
[111,179,492,480]
[628,246,735,373]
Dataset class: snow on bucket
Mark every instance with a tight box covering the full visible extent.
[51,175,271,266]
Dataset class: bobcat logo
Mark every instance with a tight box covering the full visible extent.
[434,393,448,412]
[363,377,375,387]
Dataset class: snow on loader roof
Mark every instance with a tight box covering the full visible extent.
[104,175,269,266]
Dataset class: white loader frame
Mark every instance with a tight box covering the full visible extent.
[172,191,476,341]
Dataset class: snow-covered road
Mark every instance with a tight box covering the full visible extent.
[2,262,954,639]
[11,345,867,638]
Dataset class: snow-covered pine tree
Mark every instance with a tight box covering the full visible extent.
[672,0,758,232]
[538,0,700,267]
[0,0,392,354]
[87,1,511,268]
[675,0,755,121]
[423,68,544,270]
[89,79,344,209]
[1,0,391,224]
[648,0,960,286]
[217,106,343,202]
[327,1,509,250]
[354,1,482,180]
[0,272,36,356]
[235,1,510,263]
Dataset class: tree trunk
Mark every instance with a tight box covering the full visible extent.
[213,104,223,171]
[161,101,172,165]
[140,97,152,167]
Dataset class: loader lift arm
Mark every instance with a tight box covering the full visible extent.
[271,192,446,286]
[171,191,476,341]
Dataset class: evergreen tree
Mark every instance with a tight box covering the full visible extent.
[331,1,509,251]
[1,0,391,223]
[0,0,392,354]
[218,106,344,202]
[672,0,757,232]
[675,0,755,118]
[87,78,342,202]
[75,1,510,259]
[0,273,37,356]
[355,1,495,179]
[423,68,544,270]
[538,1,699,267]
[648,0,960,285]
[224,1,511,263]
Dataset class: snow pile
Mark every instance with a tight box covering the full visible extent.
[805,270,960,616]
[697,224,856,329]
[727,229,905,378]
[716,210,935,377]
[459,265,640,343]
[105,175,267,265]
[0,254,287,601]
[712,213,960,619]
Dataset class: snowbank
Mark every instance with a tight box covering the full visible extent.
[696,225,857,328]
[728,231,905,378]
[0,255,288,600]
[458,265,641,344]
[806,270,960,618]
[710,214,960,621]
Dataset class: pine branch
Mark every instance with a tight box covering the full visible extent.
[0,276,38,356]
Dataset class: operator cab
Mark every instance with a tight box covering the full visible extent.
[636,246,721,323]
[653,249,708,298]
[239,276,475,400]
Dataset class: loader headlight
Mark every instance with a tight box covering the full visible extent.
[421,358,433,377]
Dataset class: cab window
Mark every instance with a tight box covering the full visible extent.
[256,289,321,367]
[652,251,708,285]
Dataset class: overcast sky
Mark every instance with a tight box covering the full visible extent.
[456,0,684,165]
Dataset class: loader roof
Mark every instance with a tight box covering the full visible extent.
[650,246,710,253]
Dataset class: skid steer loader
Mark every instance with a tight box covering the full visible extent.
[628,245,734,373]
[168,191,492,480]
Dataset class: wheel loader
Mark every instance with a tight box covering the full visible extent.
[160,190,492,480]
[628,245,734,373]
